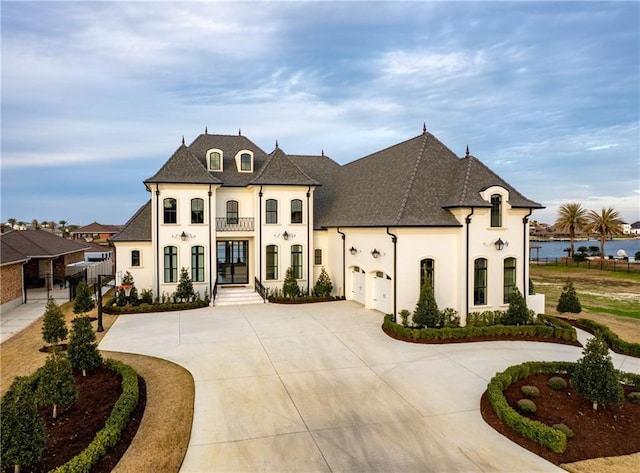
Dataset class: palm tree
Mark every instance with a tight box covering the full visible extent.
[7,217,16,229]
[58,220,68,236]
[585,207,624,258]
[554,203,588,257]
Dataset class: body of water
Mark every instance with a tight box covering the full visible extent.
[530,239,640,260]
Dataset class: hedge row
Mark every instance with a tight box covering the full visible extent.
[575,318,640,357]
[52,359,139,473]
[382,315,577,343]
[103,300,209,314]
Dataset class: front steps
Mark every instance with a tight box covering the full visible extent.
[214,286,265,306]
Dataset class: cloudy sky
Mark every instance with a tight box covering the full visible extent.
[2,0,638,227]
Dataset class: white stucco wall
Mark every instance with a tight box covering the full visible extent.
[113,241,153,293]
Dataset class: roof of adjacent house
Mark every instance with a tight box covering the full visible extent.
[71,222,122,234]
[0,230,90,265]
[110,201,152,242]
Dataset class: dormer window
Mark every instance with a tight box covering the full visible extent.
[207,149,223,172]
[490,194,502,227]
[235,150,253,172]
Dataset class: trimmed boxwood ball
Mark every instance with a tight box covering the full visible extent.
[548,376,568,390]
[627,392,640,403]
[521,385,540,397]
[516,398,537,414]
[553,423,575,438]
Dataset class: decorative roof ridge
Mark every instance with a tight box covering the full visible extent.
[394,132,429,224]
[459,154,474,204]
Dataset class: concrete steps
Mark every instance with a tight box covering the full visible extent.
[214,286,265,306]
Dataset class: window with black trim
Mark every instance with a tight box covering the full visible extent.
[266,245,278,280]
[503,257,516,304]
[131,250,140,267]
[192,246,205,282]
[491,194,502,227]
[266,199,278,224]
[291,245,303,279]
[420,258,434,289]
[240,153,251,171]
[226,200,238,225]
[291,199,303,224]
[208,151,222,171]
[474,258,488,305]
[164,246,178,283]
[163,198,177,224]
[191,198,204,224]
[314,249,322,265]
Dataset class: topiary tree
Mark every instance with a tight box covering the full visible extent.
[36,349,77,419]
[413,282,440,328]
[73,280,95,317]
[42,297,67,348]
[556,279,582,313]
[572,335,624,410]
[68,316,103,377]
[175,267,195,302]
[282,267,300,299]
[1,377,46,473]
[502,287,533,325]
[313,267,333,297]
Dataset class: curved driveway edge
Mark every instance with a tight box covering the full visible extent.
[98,301,640,473]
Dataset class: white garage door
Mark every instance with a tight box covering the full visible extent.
[351,267,365,304]
[372,272,392,314]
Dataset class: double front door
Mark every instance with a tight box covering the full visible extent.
[217,240,248,284]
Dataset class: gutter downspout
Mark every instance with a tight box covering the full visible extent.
[258,187,263,283]
[306,187,311,295]
[523,209,533,296]
[386,227,398,322]
[337,227,346,298]
[208,185,213,301]
[465,208,474,320]
[155,186,160,299]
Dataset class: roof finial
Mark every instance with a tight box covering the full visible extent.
[321,149,324,156]
[465,145,470,158]
[423,122,427,135]
[205,126,208,134]
[275,139,279,149]
[182,136,185,145]
[238,128,242,136]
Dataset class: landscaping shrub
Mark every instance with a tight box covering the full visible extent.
[627,392,640,403]
[313,267,333,297]
[516,398,537,414]
[42,297,68,348]
[466,310,504,327]
[521,385,540,397]
[68,317,103,377]
[139,288,153,304]
[175,267,195,302]
[103,300,208,314]
[73,281,95,317]
[553,423,575,438]
[548,376,568,390]
[282,267,301,299]
[399,309,410,327]
[575,318,640,357]
[35,350,77,419]
[412,282,440,328]
[503,288,534,326]
[556,279,581,314]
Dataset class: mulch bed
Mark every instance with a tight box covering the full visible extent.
[21,366,146,473]
[480,373,640,464]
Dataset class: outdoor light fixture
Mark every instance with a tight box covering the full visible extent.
[371,248,381,258]
[181,231,187,241]
[494,238,507,251]
[283,231,290,241]
[350,246,358,255]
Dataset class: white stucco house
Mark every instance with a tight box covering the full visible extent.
[111,126,545,322]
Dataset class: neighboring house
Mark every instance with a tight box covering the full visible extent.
[0,230,90,310]
[111,127,545,322]
[622,223,631,235]
[630,221,640,236]
[71,222,122,244]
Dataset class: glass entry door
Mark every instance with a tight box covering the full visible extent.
[217,240,249,284]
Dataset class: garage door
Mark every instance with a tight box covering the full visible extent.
[351,267,365,304]
[372,272,392,314]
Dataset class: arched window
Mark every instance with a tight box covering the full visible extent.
[291,199,303,224]
[226,200,238,225]
[163,198,177,224]
[131,250,141,267]
[291,245,303,279]
[191,246,205,282]
[208,150,222,171]
[191,198,204,224]
[503,257,516,304]
[474,258,488,305]
[266,199,278,224]
[491,194,502,227]
[164,246,178,283]
[420,258,434,289]
[266,245,278,280]
[240,153,252,171]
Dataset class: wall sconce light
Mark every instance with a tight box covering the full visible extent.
[283,231,290,241]
[349,246,358,255]
[494,238,508,251]
[180,231,187,241]
[371,248,381,258]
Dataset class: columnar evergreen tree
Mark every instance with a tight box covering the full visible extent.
[42,297,68,348]
[572,335,623,410]
[282,267,300,299]
[68,316,102,377]
[175,267,195,302]
[502,287,533,325]
[413,282,440,328]
[556,279,582,313]
[1,377,46,473]
[36,349,77,419]
[313,267,333,297]
[73,280,95,316]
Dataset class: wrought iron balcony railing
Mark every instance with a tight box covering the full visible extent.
[216,217,255,232]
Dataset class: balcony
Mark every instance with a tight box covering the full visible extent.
[216,217,255,232]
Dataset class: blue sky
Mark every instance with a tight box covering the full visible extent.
[2,1,639,227]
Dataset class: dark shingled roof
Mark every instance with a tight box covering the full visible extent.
[110,201,152,242]
[1,237,29,266]
[0,230,89,264]
[251,146,320,186]
[71,222,122,234]
[145,144,221,185]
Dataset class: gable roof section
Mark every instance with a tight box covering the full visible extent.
[1,237,29,266]
[0,230,89,262]
[144,144,221,185]
[72,222,122,234]
[110,201,152,242]
[251,146,320,186]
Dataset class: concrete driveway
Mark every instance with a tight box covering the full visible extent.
[99,301,639,472]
